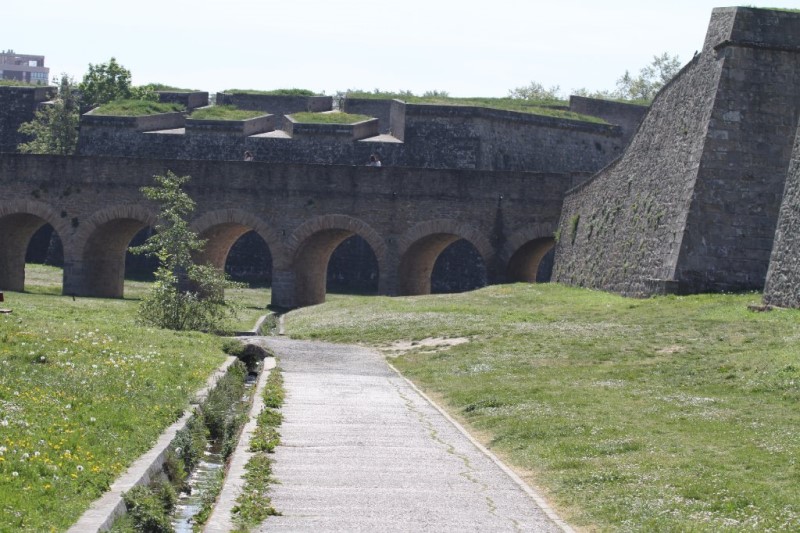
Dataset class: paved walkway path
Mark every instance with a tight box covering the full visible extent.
[256,337,568,532]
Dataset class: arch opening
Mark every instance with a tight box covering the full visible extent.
[507,237,556,283]
[125,227,159,281]
[432,239,488,294]
[399,233,483,296]
[225,230,273,287]
[327,235,379,295]
[0,214,61,292]
[293,228,379,307]
[24,223,66,294]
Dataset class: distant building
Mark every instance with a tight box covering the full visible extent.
[0,50,49,85]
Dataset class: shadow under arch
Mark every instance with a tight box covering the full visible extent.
[0,200,69,292]
[288,215,386,307]
[72,205,158,298]
[398,220,491,296]
[507,237,556,282]
[190,209,285,273]
[504,224,558,283]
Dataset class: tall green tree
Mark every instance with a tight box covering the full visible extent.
[78,57,134,109]
[17,74,79,155]
[130,171,240,332]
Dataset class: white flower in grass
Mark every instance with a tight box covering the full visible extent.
[1,420,8,427]
[76,465,84,472]
[11,472,18,477]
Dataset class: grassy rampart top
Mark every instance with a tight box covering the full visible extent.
[91,99,185,116]
[346,91,607,124]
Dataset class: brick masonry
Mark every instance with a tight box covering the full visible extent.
[0,154,580,307]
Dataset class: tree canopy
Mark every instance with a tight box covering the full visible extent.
[17,74,79,155]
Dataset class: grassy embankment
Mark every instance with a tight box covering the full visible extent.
[91,99,185,116]
[285,284,800,531]
[0,265,270,531]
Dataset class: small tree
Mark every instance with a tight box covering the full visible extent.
[614,53,682,101]
[17,74,79,155]
[78,57,157,110]
[508,81,563,101]
[131,171,240,332]
[78,57,134,109]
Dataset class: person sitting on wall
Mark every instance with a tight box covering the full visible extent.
[367,154,381,167]
[244,151,254,162]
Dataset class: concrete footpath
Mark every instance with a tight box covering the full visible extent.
[255,337,570,532]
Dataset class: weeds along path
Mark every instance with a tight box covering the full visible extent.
[256,337,569,532]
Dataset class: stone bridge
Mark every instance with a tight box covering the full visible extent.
[0,154,581,308]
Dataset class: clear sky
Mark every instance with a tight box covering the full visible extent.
[6,1,800,97]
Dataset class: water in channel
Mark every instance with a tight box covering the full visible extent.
[172,441,224,532]
[171,368,260,530]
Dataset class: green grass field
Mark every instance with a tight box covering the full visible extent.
[284,284,800,531]
[5,265,799,531]
[0,265,269,531]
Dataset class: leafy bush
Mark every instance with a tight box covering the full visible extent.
[262,369,285,409]
[171,411,208,473]
[121,480,177,533]
[202,360,248,459]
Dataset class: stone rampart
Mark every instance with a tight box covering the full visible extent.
[342,98,395,134]
[0,86,56,152]
[157,90,209,110]
[285,117,380,141]
[553,7,800,296]
[215,92,332,116]
[764,124,800,307]
[185,113,274,136]
[568,96,647,144]
[72,97,627,174]
[399,103,623,171]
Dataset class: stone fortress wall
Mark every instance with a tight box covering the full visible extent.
[73,91,644,174]
[5,6,800,308]
[553,7,800,303]
[764,126,800,307]
[0,85,56,152]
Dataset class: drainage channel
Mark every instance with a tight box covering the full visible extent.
[172,369,260,531]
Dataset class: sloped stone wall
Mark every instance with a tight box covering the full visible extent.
[764,126,800,307]
[554,7,800,296]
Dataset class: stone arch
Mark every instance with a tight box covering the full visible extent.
[71,205,158,298]
[0,200,70,291]
[504,224,558,283]
[397,220,492,296]
[190,209,285,272]
[288,215,386,307]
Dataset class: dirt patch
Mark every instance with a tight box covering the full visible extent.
[656,345,685,355]
[381,336,469,355]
